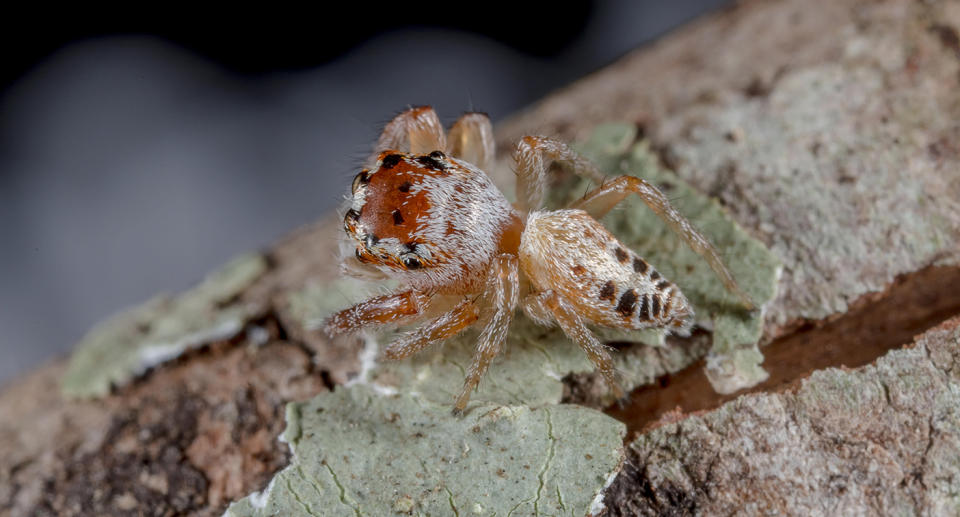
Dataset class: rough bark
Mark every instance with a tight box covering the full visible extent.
[3,0,960,516]
[604,317,960,516]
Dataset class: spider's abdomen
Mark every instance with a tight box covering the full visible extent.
[519,209,692,332]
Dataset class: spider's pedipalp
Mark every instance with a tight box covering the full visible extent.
[513,136,607,214]
[454,254,519,413]
[569,175,755,310]
[447,112,495,172]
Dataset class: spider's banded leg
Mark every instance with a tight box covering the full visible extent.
[373,106,446,160]
[454,254,519,413]
[569,176,756,310]
[323,290,427,337]
[447,112,495,172]
[383,299,479,360]
[537,290,625,399]
[514,136,607,213]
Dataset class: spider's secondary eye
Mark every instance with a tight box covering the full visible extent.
[343,209,360,230]
[355,247,368,262]
[351,170,369,194]
[402,256,422,270]
[344,209,360,229]
[428,150,445,159]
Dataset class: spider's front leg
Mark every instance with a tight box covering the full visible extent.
[569,176,755,310]
[323,289,428,337]
[446,112,495,171]
[382,299,480,360]
[374,106,447,159]
[453,254,519,414]
[373,106,496,171]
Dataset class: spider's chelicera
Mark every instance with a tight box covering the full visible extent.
[325,106,754,414]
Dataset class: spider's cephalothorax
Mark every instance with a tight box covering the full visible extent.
[344,149,521,294]
[325,106,754,414]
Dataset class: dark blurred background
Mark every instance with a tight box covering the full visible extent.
[0,1,728,383]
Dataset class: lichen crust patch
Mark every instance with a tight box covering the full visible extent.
[224,384,625,517]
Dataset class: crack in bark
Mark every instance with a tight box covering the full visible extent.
[283,476,322,517]
[532,408,557,516]
[322,463,362,517]
[606,265,960,437]
[443,485,460,517]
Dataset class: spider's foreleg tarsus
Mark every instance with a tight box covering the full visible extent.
[453,254,519,414]
[323,290,427,337]
[570,175,756,310]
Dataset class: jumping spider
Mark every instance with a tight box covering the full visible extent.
[325,106,754,414]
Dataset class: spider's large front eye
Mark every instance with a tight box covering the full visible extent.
[402,256,422,270]
[351,170,369,194]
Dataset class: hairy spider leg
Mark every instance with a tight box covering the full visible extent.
[374,106,447,159]
[513,135,607,214]
[527,290,624,399]
[454,254,519,413]
[323,290,427,337]
[512,136,753,310]
[446,112,496,172]
[383,299,480,360]
[569,176,755,310]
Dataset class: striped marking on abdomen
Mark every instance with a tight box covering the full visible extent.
[596,279,677,324]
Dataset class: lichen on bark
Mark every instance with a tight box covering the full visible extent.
[62,253,268,398]
[605,318,960,516]
[224,385,625,517]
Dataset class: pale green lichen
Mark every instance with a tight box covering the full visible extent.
[664,64,960,325]
[62,253,268,398]
[224,385,625,517]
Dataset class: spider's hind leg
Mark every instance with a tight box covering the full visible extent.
[529,290,625,400]
[569,176,755,310]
